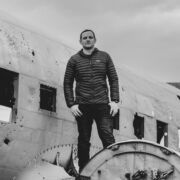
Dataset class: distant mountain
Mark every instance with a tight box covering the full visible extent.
[168,82,180,90]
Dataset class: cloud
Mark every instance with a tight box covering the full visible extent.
[0,0,49,12]
[0,0,179,81]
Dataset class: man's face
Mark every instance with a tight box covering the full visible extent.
[80,31,96,50]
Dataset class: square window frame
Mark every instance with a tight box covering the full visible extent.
[39,83,57,113]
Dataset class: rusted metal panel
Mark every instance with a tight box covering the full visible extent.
[136,94,154,117]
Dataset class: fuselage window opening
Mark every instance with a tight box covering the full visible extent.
[157,120,168,147]
[133,113,144,139]
[0,68,18,123]
[40,84,57,112]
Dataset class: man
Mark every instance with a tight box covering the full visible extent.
[64,29,119,172]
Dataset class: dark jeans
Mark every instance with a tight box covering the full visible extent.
[76,104,115,170]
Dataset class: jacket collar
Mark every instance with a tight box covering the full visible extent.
[79,48,98,58]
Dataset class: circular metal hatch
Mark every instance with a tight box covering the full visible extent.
[79,140,180,180]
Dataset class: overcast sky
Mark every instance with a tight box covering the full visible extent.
[0,0,179,82]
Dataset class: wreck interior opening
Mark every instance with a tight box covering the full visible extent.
[0,67,18,123]
[133,113,144,139]
[40,84,57,112]
[157,120,168,147]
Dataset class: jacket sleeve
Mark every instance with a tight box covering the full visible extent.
[63,58,76,108]
[106,54,120,102]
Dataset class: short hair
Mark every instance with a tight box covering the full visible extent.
[80,29,96,40]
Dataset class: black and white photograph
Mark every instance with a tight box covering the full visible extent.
[0,0,180,179]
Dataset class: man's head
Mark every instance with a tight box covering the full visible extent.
[79,29,96,50]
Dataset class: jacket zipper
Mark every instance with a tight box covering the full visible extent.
[89,58,92,65]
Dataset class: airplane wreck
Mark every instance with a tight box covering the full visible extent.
[0,15,180,180]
